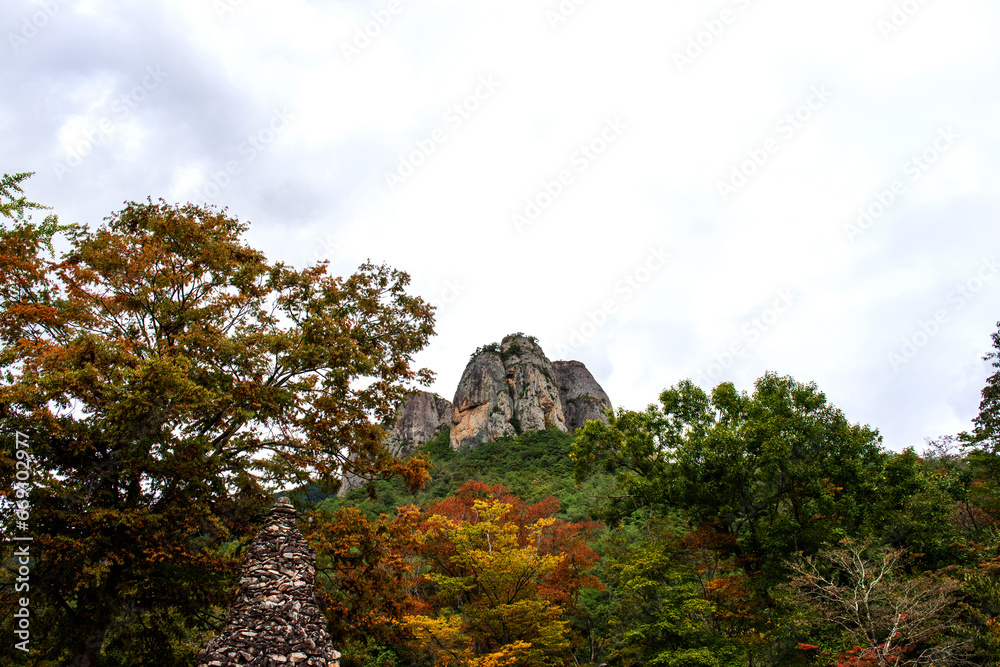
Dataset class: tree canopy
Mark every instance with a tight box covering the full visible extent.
[572,373,887,580]
[0,196,435,664]
[968,320,1000,451]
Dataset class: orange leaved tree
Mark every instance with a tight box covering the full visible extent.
[0,199,434,665]
[304,505,424,652]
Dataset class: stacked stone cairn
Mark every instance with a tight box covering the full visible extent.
[195,497,341,667]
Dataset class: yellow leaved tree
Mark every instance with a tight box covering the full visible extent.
[402,497,571,667]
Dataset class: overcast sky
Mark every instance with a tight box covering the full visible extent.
[3,0,999,451]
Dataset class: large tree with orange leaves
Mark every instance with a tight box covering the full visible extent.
[0,197,434,665]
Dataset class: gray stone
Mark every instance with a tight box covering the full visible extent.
[339,391,454,495]
[384,391,453,458]
[195,498,341,667]
[450,344,516,449]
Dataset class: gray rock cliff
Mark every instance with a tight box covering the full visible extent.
[552,360,614,432]
[449,345,517,450]
[450,334,612,450]
[338,391,453,495]
[384,391,453,458]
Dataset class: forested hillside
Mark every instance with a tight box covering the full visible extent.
[313,428,613,522]
[302,371,1000,667]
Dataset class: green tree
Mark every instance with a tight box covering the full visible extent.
[573,373,888,584]
[968,321,1000,451]
[0,172,67,253]
[0,199,435,665]
[961,322,1000,533]
[584,514,754,667]
[875,440,985,570]
[0,172,46,221]
[953,321,1000,662]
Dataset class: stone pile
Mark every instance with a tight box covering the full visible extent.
[195,498,341,667]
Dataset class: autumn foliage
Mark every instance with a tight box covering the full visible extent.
[304,505,423,649]
[307,481,600,667]
[4,176,1000,667]
[0,196,435,664]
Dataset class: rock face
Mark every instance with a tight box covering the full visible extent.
[450,334,612,450]
[339,391,453,495]
[449,346,514,449]
[384,391,453,458]
[195,498,341,667]
[354,334,613,457]
[552,360,614,432]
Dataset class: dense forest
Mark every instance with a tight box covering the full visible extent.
[311,377,1000,667]
[3,173,1000,666]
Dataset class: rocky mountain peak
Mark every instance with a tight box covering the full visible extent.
[449,333,611,450]
[552,360,614,432]
[374,334,613,458]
